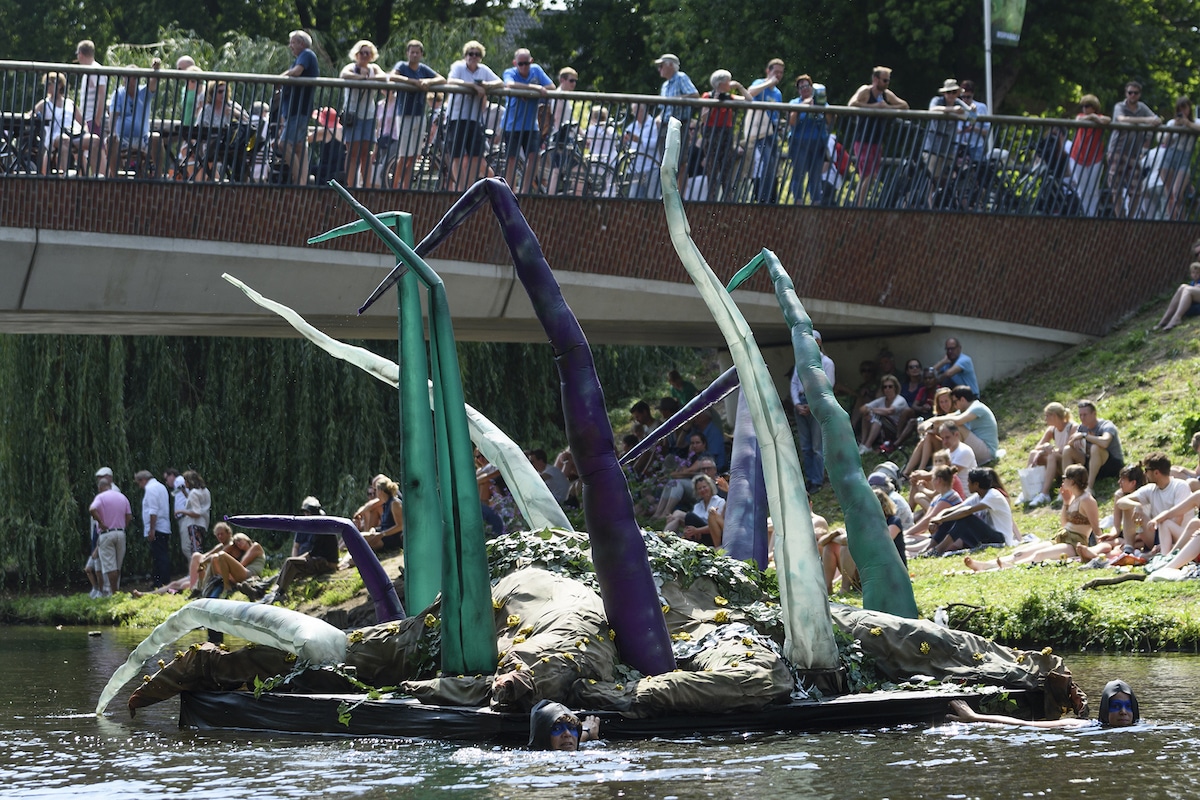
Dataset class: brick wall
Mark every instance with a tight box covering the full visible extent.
[1,178,1195,336]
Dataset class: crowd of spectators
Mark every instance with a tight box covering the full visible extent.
[5,37,1196,217]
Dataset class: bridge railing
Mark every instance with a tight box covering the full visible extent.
[1,60,1197,221]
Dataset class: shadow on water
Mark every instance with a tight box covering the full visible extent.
[3,626,1199,799]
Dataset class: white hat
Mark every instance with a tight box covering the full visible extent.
[174,475,186,490]
[95,466,113,478]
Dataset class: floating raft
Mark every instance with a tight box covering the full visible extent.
[179,687,1041,741]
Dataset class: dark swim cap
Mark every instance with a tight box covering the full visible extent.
[1097,679,1139,725]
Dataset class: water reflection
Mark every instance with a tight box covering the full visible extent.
[3,626,1199,799]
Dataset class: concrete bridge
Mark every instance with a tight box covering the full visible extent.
[0,178,1194,388]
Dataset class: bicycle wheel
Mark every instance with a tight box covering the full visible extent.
[582,161,616,197]
[411,151,447,192]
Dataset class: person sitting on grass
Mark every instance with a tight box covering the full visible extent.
[666,473,726,547]
[362,475,404,552]
[964,465,1107,570]
[894,366,940,447]
[1022,401,1078,507]
[1110,464,1148,549]
[1170,432,1200,488]
[927,467,1014,554]
[904,465,961,555]
[528,700,601,751]
[1061,399,1124,492]
[947,679,1138,729]
[131,521,237,598]
[857,373,908,454]
[908,449,966,513]
[204,528,266,596]
[900,387,957,478]
[926,385,998,466]
[1114,453,1194,554]
[1153,262,1200,332]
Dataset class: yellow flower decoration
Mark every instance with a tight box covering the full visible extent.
[1041,647,1053,656]
[919,642,931,655]
[588,678,597,685]
[284,652,297,662]
[1015,653,1026,664]
[540,656,551,663]
[519,625,534,636]
[729,661,739,668]
[506,614,521,628]
[869,627,883,637]
[497,650,507,661]
[614,683,624,691]
[972,652,984,662]
[513,635,526,644]
[189,642,203,652]
[513,662,524,671]
[424,614,438,628]
[741,637,754,647]
[714,596,729,606]
[563,653,575,661]
[142,675,152,683]
[218,643,229,652]
[157,659,166,668]
[671,631,692,641]
[386,623,400,635]
[348,630,365,644]
[745,651,755,658]
[492,599,503,610]
[714,610,730,624]
[662,604,671,614]
[608,629,616,640]
[174,650,185,660]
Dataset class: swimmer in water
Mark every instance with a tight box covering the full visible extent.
[947,679,1138,729]
[528,699,602,751]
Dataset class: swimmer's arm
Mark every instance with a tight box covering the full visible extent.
[946,699,1084,729]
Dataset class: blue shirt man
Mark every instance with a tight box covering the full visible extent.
[501,48,554,192]
[109,79,155,146]
[657,53,698,125]
[935,337,979,395]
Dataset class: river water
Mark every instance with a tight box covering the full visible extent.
[3,625,1198,799]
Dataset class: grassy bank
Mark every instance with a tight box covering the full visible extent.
[818,296,1200,652]
[5,298,1200,652]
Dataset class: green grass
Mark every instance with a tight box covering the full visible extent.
[812,296,1200,651]
[0,591,188,627]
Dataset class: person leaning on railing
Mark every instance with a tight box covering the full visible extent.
[377,39,443,190]
[340,40,388,189]
[1068,94,1110,218]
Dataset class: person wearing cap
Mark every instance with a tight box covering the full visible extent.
[278,30,319,186]
[135,469,173,588]
[846,66,908,206]
[948,679,1138,729]
[654,53,699,194]
[922,78,970,208]
[87,475,132,597]
[698,69,751,201]
[528,699,601,751]
[269,496,340,602]
[790,329,836,493]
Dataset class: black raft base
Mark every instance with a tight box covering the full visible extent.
[179,688,1042,742]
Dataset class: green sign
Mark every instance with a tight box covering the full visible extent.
[992,0,1027,47]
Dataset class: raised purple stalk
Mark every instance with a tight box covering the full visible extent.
[721,396,769,568]
[618,366,739,467]
[395,178,674,676]
[230,515,405,623]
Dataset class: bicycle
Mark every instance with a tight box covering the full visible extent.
[0,116,43,175]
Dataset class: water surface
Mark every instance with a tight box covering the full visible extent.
[3,626,1195,798]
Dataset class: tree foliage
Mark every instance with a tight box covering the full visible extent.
[526,0,1200,116]
[0,334,697,590]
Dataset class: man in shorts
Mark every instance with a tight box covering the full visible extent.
[502,48,554,193]
[278,30,319,186]
[89,475,132,597]
[106,57,164,178]
[379,39,443,189]
[1062,399,1124,491]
